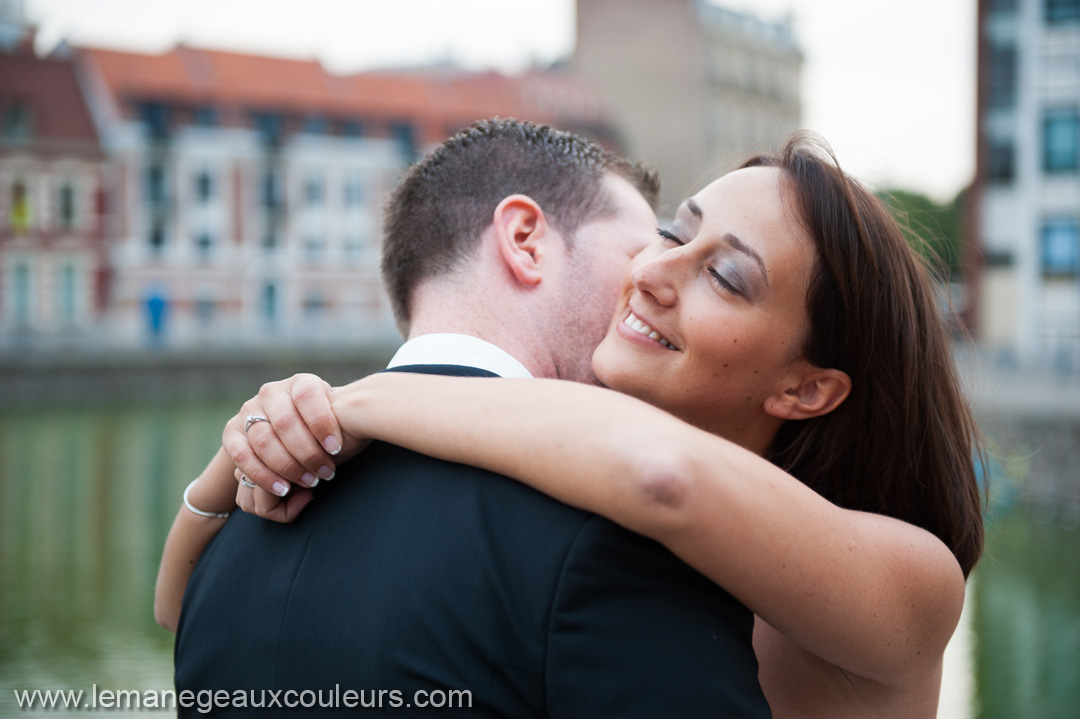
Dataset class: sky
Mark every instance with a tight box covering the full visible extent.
[25,0,976,202]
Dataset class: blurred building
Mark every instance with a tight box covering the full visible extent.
[974,0,1080,366]
[0,24,109,349]
[58,44,613,351]
[72,45,410,349]
[574,0,802,215]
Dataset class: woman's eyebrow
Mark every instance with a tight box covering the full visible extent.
[724,233,769,286]
[685,199,769,285]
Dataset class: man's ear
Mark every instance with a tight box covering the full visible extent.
[763,366,851,421]
[493,195,552,287]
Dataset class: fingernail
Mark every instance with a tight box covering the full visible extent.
[323,436,341,455]
[316,465,335,480]
[272,481,289,497]
[300,472,318,487]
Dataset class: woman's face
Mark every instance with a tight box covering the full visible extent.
[591,166,818,450]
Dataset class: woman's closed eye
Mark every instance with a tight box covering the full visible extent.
[657,227,684,246]
[708,264,745,296]
[658,228,745,297]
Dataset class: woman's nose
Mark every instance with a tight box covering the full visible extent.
[630,250,680,307]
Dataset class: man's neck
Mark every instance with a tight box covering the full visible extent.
[406,316,556,380]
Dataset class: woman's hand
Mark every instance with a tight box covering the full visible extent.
[224,373,369,522]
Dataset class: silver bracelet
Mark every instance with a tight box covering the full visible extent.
[183,478,231,519]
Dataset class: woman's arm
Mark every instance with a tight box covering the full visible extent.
[318,372,966,685]
[154,446,316,633]
[154,448,238,632]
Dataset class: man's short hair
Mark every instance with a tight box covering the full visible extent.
[381,117,659,327]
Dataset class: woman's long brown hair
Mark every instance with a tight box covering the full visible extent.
[746,134,985,577]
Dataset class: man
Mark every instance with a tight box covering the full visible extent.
[175,119,769,717]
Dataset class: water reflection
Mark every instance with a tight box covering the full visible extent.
[974,512,1080,719]
[1,401,1078,717]
[0,400,239,716]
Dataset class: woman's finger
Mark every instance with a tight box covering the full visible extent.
[252,483,313,524]
[258,378,336,483]
[252,480,287,518]
[290,374,344,457]
[235,469,257,514]
[224,412,296,497]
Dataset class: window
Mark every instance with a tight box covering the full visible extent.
[262,281,278,323]
[195,171,214,203]
[988,139,1015,182]
[149,219,166,253]
[1042,218,1080,276]
[1046,0,1080,23]
[1043,108,1080,172]
[344,177,363,207]
[252,112,283,145]
[990,0,1018,11]
[196,232,213,259]
[9,180,31,232]
[261,172,281,209]
[58,182,76,228]
[137,102,170,140]
[988,46,1017,109]
[304,177,324,205]
[1,103,30,140]
[146,164,167,205]
[340,119,364,138]
[193,106,218,127]
[303,116,328,135]
[391,122,416,159]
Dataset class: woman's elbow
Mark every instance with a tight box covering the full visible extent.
[154,593,179,633]
[624,447,697,537]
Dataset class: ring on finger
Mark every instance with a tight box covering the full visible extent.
[239,476,257,489]
[244,415,270,433]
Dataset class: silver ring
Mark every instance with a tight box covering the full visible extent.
[239,476,257,489]
[244,415,269,433]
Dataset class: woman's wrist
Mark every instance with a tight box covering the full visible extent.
[182,447,239,518]
[329,374,382,440]
[182,478,232,518]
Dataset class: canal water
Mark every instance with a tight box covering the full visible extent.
[1,398,1078,718]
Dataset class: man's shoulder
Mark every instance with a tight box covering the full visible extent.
[330,439,595,539]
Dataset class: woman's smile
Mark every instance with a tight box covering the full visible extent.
[618,310,679,350]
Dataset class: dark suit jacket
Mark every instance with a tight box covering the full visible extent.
[175,365,770,717]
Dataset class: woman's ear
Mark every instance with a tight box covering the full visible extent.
[492,195,550,287]
[764,367,851,421]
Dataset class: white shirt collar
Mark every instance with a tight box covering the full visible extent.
[386,333,534,379]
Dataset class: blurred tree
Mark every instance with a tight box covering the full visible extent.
[876,188,965,281]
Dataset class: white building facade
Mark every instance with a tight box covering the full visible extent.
[74,48,408,350]
[977,0,1080,366]
[100,123,402,349]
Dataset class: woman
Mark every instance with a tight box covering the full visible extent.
[158,135,984,718]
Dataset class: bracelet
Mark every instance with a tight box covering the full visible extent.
[183,478,232,519]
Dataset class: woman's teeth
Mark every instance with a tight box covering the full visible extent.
[626,312,676,349]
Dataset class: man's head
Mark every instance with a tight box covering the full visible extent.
[381,118,660,382]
